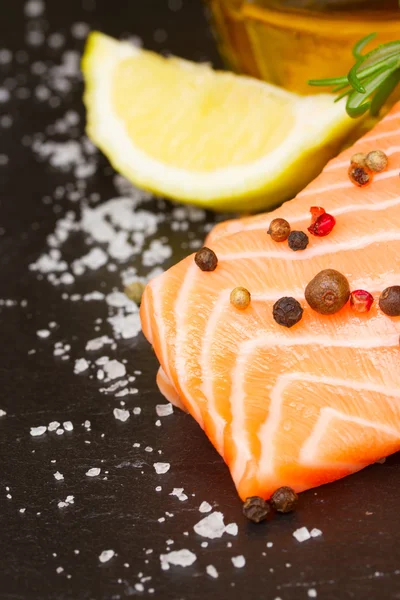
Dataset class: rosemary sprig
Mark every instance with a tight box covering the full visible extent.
[308,33,400,118]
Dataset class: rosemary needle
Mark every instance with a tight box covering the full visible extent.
[308,33,400,118]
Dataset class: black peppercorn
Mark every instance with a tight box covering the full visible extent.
[288,231,309,251]
[379,286,400,316]
[194,247,218,271]
[270,486,298,513]
[273,297,303,328]
[243,496,271,523]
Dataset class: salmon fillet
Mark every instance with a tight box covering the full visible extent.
[140,102,400,501]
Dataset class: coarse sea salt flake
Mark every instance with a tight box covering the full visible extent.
[86,335,113,351]
[232,556,246,568]
[310,528,322,538]
[160,549,196,571]
[154,462,170,475]
[37,329,50,338]
[206,565,218,579]
[103,360,126,380]
[113,408,130,422]
[0,409,6,417]
[99,549,115,563]
[30,426,46,437]
[199,501,212,513]
[194,512,226,539]
[63,421,73,431]
[156,403,173,417]
[54,471,64,481]
[86,467,101,477]
[74,358,89,374]
[293,527,311,543]
[48,421,60,432]
[225,523,238,536]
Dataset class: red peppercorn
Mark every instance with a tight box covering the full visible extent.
[308,212,336,237]
[310,206,326,224]
[350,289,374,313]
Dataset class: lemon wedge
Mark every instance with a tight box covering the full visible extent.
[82,32,358,212]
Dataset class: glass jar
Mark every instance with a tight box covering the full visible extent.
[205,0,400,94]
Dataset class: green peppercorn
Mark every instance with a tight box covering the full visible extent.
[288,231,309,251]
[194,247,218,271]
[268,218,291,242]
[350,152,367,168]
[305,269,350,315]
[365,149,388,173]
[230,286,251,310]
[273,297,303,328]
[243,496,271,523]
[270,486,298,513]
[124,281,145,305]
[379,286,400,316]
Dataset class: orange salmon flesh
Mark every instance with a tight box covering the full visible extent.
[140,102,400,501]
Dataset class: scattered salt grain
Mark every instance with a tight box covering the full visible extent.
[231,556,246,569]
[225,523,238,536]
[84,420,91,429]
[99,550,115,563]
[194,512,226,540]
[74,358,89,374]
[0,409,6,417]
[30,426,46,437]
[310,528,322,538]
[156,404,173,417]
[37,329,50,338]
[56,566,64,574]
[56,428,64,435]
[206,565,219,579]
[135,583,144,592]
[86,467,101,477]
[133,407,141,415]
[113,408,130,422]
[153,462,170,475]
[85,336,113,351]
[19,508,26,513]
[48,421,60,432]
[155,486,162,492]
[266,542,273,548]
[201,542,208,548]
[170,488,188,502]
[308,590,317,598]
[158,517,165,523]
[54,471,64,481]
[293,527,311,543]
[103,359,126,380]
[24,0,45,17]
[199,501,212,513]
[160,549,197,571]
[63,421,73,431]
[155,420,161,427]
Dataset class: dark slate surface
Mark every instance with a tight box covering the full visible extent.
[1,1,400,599]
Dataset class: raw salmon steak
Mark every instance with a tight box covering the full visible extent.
[140,102,400,500]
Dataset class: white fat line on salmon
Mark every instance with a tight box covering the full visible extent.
[299,407,400,465]
[352,125,400,144]
[325,145,400,171]
[229,338,400,485]
[200,289,231,455]
[218,230,400,263]
[297,167,399,198]
[216,194,400,237]
[173,263,210,429]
